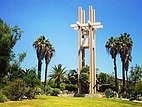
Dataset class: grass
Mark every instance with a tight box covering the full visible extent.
[0,95,142,107]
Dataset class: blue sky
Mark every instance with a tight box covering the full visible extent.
[0,0,142,81]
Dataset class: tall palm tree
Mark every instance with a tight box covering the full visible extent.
[44,43,55,91]
[49,64,67,89]
[117,33,133,93]
[105,37,118,92]
[33,36,49,80]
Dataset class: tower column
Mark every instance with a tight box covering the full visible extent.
[71,6,103,94]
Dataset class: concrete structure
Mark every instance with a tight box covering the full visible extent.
[71,6,103,94]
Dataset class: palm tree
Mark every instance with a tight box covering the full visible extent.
[105,37,118,92]
[125,53,132,82]
[33,36,49,80]
[67,69,78,84]
[44,43,55,91]
[117,33,133,93]
[49,64,67,89]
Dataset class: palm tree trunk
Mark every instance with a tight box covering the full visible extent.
[126,70,128,93]
[126,70,128,82]
[122,61,126,93]
[44,63,48,92]
[113,57,118,93]
[38,60,42,80]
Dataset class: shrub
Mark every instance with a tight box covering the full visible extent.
[2,78,26,101]
[0,92,8,103]
[135,80,142,95]
[60,83,66,91]
[24,87,36,99]
[47,88,60,96]
[79,73,89,93]
[52,88,60,96]
[66,84,78,91]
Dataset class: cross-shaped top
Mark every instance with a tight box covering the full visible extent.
[71,6,103,31]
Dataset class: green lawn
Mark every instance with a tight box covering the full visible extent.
[0,95,142,107]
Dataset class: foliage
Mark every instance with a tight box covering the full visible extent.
[79,66,90,94]
[135,80,142,95]
[47,79,57,88]
[33,36,50,80]
[0,19,23,82]
[117,33,133,93]
[67,69,78,84]
[23,68,41,99]
[65,69,78,92]
[9,52,26,81]
[24,87,36,99]
[44,42,55,92]
[105,33,133,93]
[97,72,115,92]
[126,65,142,99]
[129,64,142,85]
[0,92,8,103]
[47,88,60,96]
[24,68,41,88]
[65,84,78,92]
[49,64,67,89]
[2,78,26,101]
[105,36,118,92]
[60,83,66,91]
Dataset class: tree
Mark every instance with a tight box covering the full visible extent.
[105,37,118,92]
[33,36,49,80]
[125,53,132,82]
[97,72,115,92]
[49,64,67,89]
[117,33,133,93]
[44,43,55,91]
[67,69,78,84]
[135,80,142,96]
[0,19,22,82]
[129,64,142,85]
[65,69,78,92]
[9,52,26,81]
[23,68,41,99]
[79,66,90,94]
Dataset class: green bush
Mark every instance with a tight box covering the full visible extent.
[66,84,78,91]
[52,88,60,96]
[24,87,36,99]
[47,88,60,96]
[79,73,89,94]
[135,80,142,95]
[0,92,8,103]
[2,78,26,101]
[60,83,66,91]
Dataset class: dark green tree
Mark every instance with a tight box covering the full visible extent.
[23,68,41,99]
[49,64,67,89]
[127,64,142,98]
[65,69,78,91]
[135,80,142,96]
[33,36,49,80]
[44,43,55,91]
[79,66,90,94]
[117,33,133,93]
[9,52,26,81]
[105,37,118,92]
[0,19,22,82]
